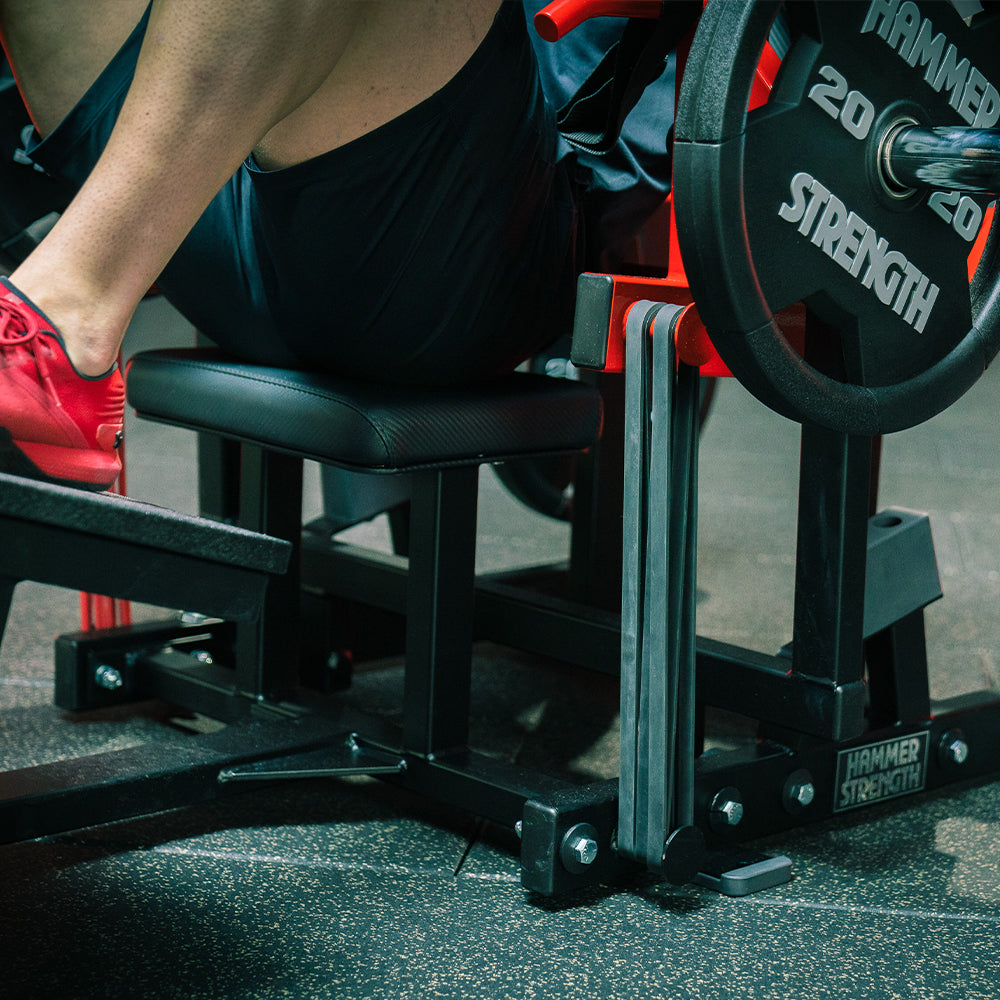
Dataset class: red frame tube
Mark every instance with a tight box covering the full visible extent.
[535,0,663,43]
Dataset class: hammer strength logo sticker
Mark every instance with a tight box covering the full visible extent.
[834,731,929,812]
[778,171,941,332]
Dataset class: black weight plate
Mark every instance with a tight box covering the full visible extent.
[674,0,1000,434]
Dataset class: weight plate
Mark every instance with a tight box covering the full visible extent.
[673,0,1000,434]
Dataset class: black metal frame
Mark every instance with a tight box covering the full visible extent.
[0,431,627,894]
[2,320,999,897]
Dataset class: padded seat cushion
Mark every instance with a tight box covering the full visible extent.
[126,348,603,472]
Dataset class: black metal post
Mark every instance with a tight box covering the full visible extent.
[197,432,242,524]
[865,609,932,727]
[401,466,479,756]
[569,372,625,611]
[791,424,872,699]
[233,444,304,702]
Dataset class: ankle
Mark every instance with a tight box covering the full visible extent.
[5,270,127,377]
[58,324,125,377]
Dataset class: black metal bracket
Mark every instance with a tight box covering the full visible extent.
[520,781,624,895]
[54,617,237,714]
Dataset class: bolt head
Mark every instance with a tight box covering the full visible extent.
[559,823,601,873]
[714,799,744,826]
[793,782,816,807]
[569,835,599,866]
[94,665,123,691]
[708,787,745,831]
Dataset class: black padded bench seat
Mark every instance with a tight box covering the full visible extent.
[125,348,604,471]
[0,472,290,620]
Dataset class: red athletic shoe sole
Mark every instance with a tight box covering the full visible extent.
[0,428,120,491]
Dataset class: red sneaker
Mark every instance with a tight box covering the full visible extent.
[0,279,123,490]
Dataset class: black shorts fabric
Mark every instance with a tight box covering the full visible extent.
[23,2,579,384]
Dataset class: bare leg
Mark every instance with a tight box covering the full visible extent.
[0,0,146,137]
[0,0,499,375]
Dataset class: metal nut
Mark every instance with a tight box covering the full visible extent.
[938,729,970,766]
[714,799,744,826]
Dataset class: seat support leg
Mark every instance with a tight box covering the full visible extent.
[233,444,304,702]
[402,466,479,757]
[197,432,243,524]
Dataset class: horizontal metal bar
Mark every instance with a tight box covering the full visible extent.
[696,638,867,742]
[884,125,1000,193]
[304,538,862,736]
[0,715,343,843]
[301,537,622,674]
[694,698,1000,842]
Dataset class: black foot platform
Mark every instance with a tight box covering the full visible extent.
[0,471,290,625]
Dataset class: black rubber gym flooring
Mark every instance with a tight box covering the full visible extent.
[1,296,998,999]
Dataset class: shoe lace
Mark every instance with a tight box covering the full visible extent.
[0,295,56,394]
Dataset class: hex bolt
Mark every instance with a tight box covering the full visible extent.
[94,664,124,691]
[782,768,816,814]
[708,787,744,831]
[792,782,816,807]
[559,822,601,873]
[569,834,599,866]
[939,730,970,766]
[717,799,744,825]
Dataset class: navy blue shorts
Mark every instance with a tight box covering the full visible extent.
[24,3,579,384]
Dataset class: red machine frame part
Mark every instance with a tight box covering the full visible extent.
[79,354,132,631]
[536,0,786,378]
[534,0,664,42]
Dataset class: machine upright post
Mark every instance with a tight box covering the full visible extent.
[791,424,871,701]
